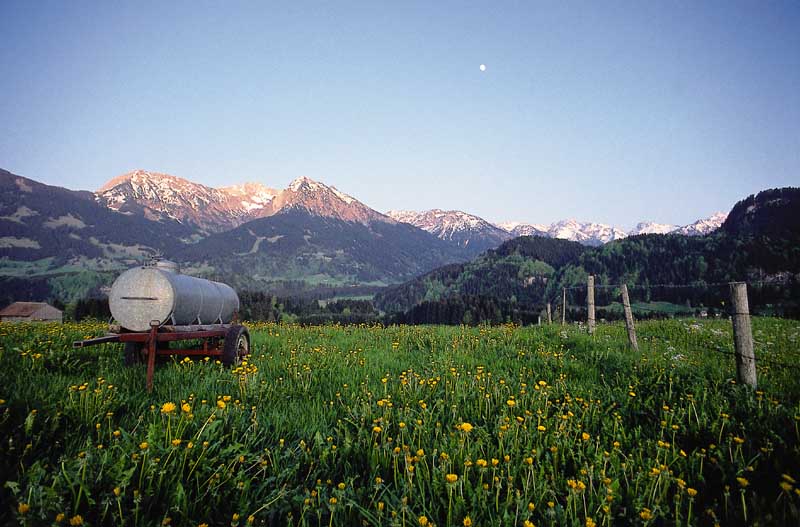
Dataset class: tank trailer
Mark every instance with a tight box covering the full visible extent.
[73,260,249,391]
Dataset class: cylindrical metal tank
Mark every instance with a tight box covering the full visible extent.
[109,261,239,331]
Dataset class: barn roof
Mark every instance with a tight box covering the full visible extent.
[0,302,60,317]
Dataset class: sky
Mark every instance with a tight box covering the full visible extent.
[1,1,798,230]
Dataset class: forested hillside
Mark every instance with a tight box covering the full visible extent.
[379,187,800,322]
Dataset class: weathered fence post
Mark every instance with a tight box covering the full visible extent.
[730,282,757,389]
[546,303,552,324]
[562,288,566,325]
[620,284,639,351]
[587,275,596,334]
[537,315,542,326]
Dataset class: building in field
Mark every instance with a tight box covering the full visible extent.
[0,302,63,323]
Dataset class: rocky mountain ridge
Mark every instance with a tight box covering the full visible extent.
[386,209,511,256]
[96,170,388,233]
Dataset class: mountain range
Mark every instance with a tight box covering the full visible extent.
[376,187,800,320]
[95,170,727,250]
[0,167,735,304]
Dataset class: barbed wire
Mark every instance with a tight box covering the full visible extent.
[559,279,794,291]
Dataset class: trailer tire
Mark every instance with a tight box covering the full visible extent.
[222,326,249,366]
[123,342,145,366]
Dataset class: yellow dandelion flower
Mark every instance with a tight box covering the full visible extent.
[737,477,749,488]
[18,503,30,514]
[639,508,653,521]
[181,403,191,413]
[459,422,474,433]
[687,488,698,497]
[372,426,382,433]
[418,516,429,526]
[69,515,84,526]
[139,441,149,450]
[463,516,472,527]
[506,399,516,407]
[217,400,226,410]
[161,402,176,414]
[446,473,458,484]
[581,432,590,441]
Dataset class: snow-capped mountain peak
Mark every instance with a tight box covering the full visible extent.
[277,177,383,224]
[96,170,252,231]
[387,209,512,255]
[546,219,628,246]
[673,212,727,236]
[629,222,679,236]
[288,176,325,193]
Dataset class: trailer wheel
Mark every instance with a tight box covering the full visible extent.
[222,326,250,366]
[123,342,145,366]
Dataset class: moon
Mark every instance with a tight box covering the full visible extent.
[479,64,486,72]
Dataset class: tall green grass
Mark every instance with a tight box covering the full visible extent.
[1,318,798,526]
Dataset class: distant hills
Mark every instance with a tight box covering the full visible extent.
[376,187,800,321]
[0,166,766,306]
[393,210,726,249]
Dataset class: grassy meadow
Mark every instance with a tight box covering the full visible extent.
[1,318,799,526]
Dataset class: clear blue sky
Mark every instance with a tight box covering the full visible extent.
[1,1,798,229]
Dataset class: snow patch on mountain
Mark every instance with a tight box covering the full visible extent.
[546,219,628,246]
[387,209,512,253]
[628,222,679,236]
[673,212,727,236]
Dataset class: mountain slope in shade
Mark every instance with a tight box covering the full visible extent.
[387,209,512,256]
[374,235,588,314]
[177,207,465,286]
[721,188,800,239]
[0,169,194,262]
[96,170,277,233]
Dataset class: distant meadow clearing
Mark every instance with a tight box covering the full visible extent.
[1,319,799,526]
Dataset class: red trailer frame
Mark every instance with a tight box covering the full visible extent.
[73,320,249,392]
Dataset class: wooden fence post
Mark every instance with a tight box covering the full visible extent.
[562,288,566,325]
[587,275,596,334]
[730,282,757,389]
[620,284,639,351]
[546,303,552,324]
